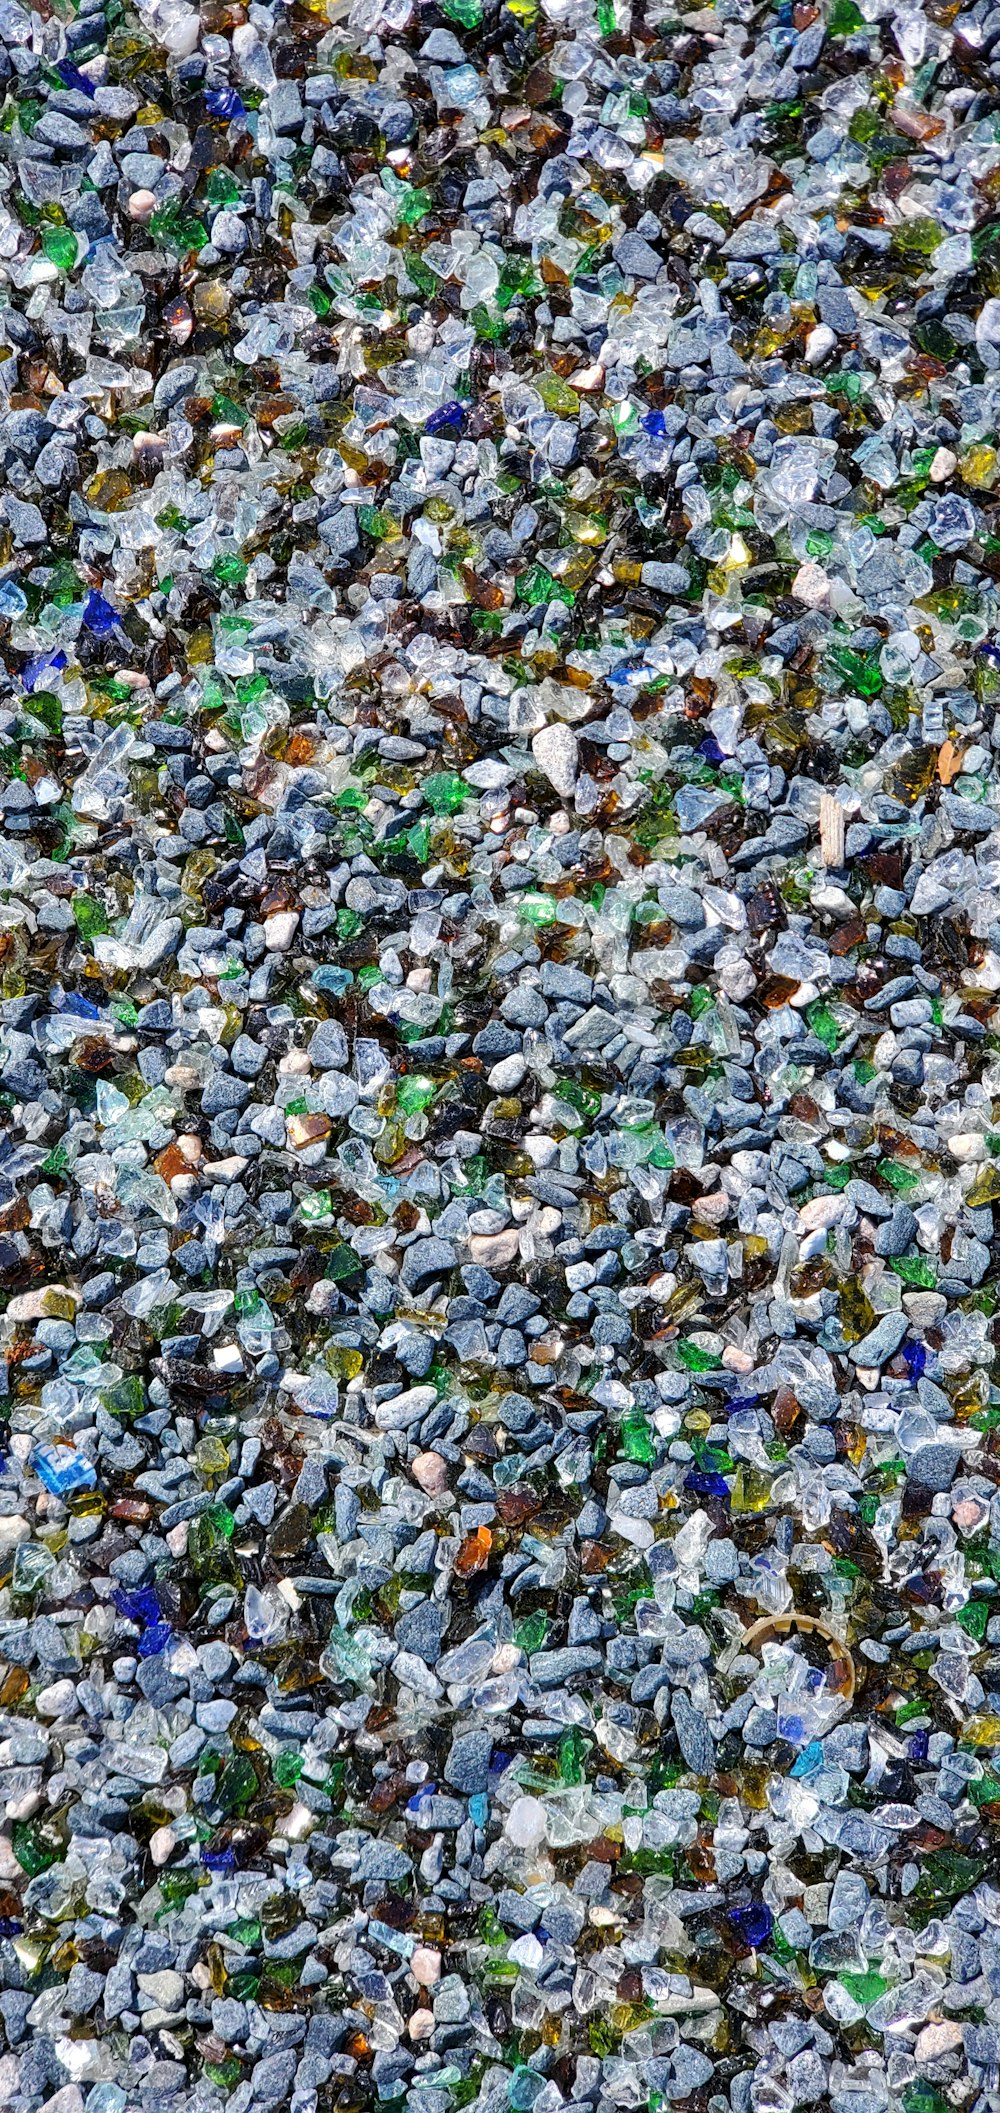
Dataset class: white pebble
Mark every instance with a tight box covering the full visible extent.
[264,911,301,951]
[505,1794,547,1848]
[531,722,579,797]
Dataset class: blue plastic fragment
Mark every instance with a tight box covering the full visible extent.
[32,1442,97,1497]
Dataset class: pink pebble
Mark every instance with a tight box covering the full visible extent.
[412,1451,448,1495]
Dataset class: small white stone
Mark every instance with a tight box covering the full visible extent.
[804,323,836,365]
[264,910,300,951]
[488,1053,527,1092]
[810,883,853,916]
[127,189,157,221]
[505,1794,547,1849]
[138,1969,185,2009]
[7,1789,43,1820]
[791,560,830,608]
[149,1824,177,1866]
[798,1193,848,1232]
[531,722,578,797]
[469,1228,521,1267]
[412,1452,449,1495]
[409,2009,435,2041]
[691,1190,729,1225]
[157,7,200,54]
[201,1155,248,1183]
[930,446,958,482]
[949,1131,987,1161]
[36,1679,78,1720]
[410,1946,441,1987]
[915,2022,962,2061]
[523,1133,558,1168]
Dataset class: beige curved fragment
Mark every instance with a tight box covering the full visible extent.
[719,1612,856,1708]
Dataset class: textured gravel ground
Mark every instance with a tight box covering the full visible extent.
[4,3,1000,2113]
